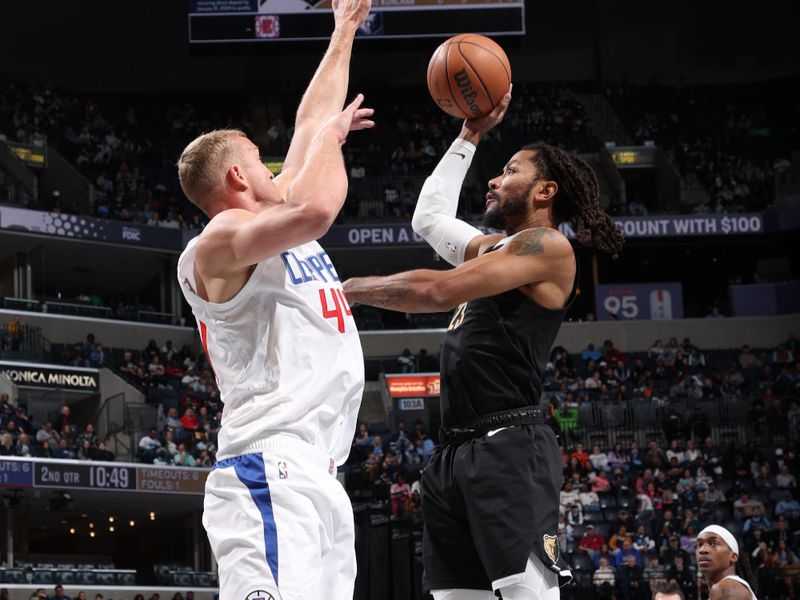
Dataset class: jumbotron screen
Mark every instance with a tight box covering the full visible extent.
[187,0,525,43]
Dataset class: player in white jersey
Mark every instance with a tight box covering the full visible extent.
[696,525,759,600]
[175,1,373,598]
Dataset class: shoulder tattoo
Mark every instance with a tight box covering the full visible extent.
[506,228,556,257]
[712,582,751,600]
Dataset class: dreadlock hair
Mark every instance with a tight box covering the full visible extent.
[735,553,758,596]
[522,143,624,257]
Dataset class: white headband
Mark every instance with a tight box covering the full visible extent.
[699,525,739,555]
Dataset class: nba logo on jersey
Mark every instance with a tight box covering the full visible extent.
[278,461,288,479]
[649,289,673,319]
[329,458,336,475]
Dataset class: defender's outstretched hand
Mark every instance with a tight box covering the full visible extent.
[333,0,372,30]
[322,94,374,144]
[460,84,512,143]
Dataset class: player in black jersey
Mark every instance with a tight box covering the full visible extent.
[343,90,624,599]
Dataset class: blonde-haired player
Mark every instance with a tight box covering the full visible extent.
[176,1,373,598]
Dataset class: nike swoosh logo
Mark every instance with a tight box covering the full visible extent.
[450,152,466,160]
[487,427,509,438]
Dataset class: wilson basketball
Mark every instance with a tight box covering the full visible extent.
[427,33,512,120]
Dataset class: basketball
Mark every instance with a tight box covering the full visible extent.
[426,33,512,120]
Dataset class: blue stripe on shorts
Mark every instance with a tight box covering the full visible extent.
[213,454,279,587]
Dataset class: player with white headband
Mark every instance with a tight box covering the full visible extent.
[696,525,758,600]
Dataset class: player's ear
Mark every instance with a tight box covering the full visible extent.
[226,164,248,192]
[534,180,557,204]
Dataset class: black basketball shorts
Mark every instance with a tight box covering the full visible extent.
[421,423,572,592]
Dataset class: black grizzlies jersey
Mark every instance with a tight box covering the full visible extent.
[439,247,577,428]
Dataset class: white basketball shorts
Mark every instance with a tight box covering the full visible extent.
[203,434,355,600]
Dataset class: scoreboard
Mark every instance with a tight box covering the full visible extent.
[0,457,208,495]
[187,0,525,43]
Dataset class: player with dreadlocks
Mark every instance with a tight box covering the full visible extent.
[343,89,623,599]
[696,525,759,599]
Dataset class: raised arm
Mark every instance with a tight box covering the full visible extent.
[411,86,512,265]
[274,0,371,196]
[342,227,573,312]
[196,96,374,297]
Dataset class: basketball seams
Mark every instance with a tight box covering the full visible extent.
[455,41,493,111]
[457,39,511,84]
[427,43,443,96]
[428,43,455,117]
[443,40,472,119]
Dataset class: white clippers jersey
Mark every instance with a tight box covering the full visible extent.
[177,236,364,464]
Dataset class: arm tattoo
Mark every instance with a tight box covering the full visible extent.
[343,276,414,311]
[506,228,555,256]
[369,286,409,306]
[713,582,751,600]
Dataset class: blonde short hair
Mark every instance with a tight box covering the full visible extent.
[177,129,247,212]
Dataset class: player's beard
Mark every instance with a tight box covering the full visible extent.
[483,184,533,230]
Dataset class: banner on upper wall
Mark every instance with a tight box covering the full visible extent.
[320,213,767,247]
[321,224,425,247]
[595,283,684,320]
[0,206,789,250]
[0,206,183,250]
[561,213,764,239]
[0,361,99,392]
